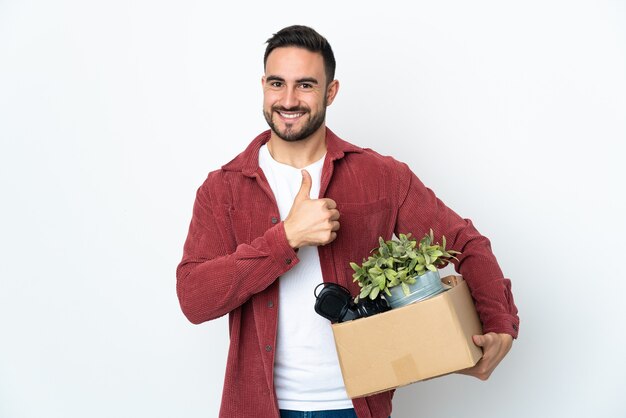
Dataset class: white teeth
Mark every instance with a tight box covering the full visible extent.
[279,112,303,119]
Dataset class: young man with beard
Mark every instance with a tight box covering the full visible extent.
[176,25,519,418]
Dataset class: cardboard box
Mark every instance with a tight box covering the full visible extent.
[331,275,483,398]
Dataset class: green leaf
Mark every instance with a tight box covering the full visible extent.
[401,282,410,296]
[370,286,380,300]
[350,262,360,271]
[372,275,383,287]
[384,269,398,280]
[427,264,437,272]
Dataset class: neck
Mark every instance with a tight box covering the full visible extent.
[267,125,327,168]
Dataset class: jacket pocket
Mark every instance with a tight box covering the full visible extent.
[333,198,394,286]
[338,197,391,215]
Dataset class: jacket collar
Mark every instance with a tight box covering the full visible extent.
[221,127,363,176]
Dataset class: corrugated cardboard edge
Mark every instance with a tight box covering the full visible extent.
[446,278,484,368]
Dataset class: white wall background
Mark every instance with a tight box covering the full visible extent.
[1,1,625,417]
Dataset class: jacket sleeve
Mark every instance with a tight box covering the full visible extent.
[176,173,298,324]
[393,162,519,338]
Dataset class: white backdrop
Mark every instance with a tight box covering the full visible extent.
[1,1,625,417]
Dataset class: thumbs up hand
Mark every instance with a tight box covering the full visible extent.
[283,170,340,249]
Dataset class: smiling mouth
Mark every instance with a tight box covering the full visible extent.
[278,111,304,119]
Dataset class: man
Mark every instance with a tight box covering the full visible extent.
[177,25,519,418]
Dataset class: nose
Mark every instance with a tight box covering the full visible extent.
[280,86,299,110]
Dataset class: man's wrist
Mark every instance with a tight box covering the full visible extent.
[283,219,301,249]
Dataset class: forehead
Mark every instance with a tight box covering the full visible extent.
[265,46,326,81]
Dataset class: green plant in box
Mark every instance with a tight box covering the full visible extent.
[350,229,461,303]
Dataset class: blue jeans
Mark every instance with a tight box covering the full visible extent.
[279,409,357,418]
[279,410,390,418]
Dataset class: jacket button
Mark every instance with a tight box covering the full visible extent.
[285,258,292,265]
[267,300,274,308]
[271,216,279,224]
[265,345,272,352]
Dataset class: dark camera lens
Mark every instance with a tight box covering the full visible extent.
[354,296,391,318]
[314,283,391,323]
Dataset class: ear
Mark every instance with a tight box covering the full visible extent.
[261,75,266,88]
[325,79,340,106]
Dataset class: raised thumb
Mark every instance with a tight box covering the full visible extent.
[295,169,312,201]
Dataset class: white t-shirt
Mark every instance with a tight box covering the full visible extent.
[258,144,353,411]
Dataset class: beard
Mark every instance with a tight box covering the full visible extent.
[263,102,327,142]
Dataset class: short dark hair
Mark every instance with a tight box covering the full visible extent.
[264,25,336,84]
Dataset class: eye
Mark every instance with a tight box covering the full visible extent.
[269,81,283,88]
[299,83,313,89]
